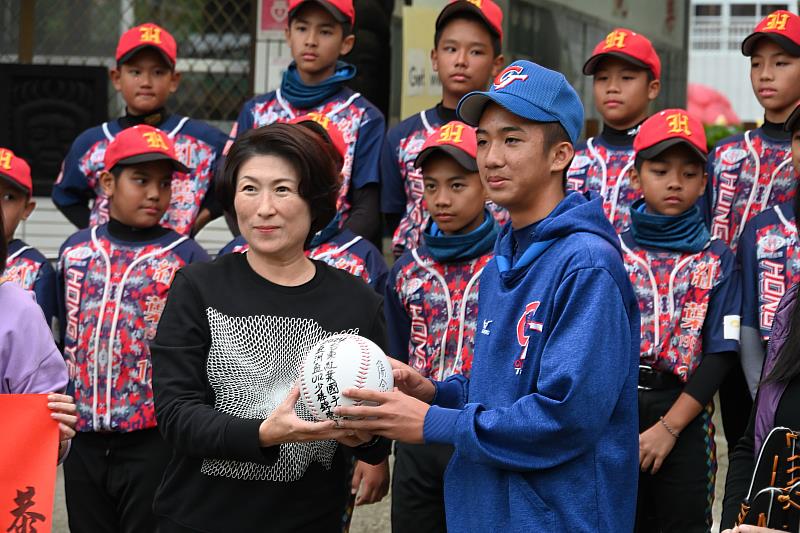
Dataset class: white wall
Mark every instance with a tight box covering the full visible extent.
[689,52,762,123]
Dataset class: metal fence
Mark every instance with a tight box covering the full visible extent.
[1,0,254,128]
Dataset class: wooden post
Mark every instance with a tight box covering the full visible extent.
[18,0,35,64]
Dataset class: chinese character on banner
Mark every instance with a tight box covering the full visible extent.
[1,395,59,533]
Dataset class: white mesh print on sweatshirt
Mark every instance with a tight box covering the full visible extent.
[201,308,358,481]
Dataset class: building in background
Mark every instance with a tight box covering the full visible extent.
[390,0,690,136]
[689,0,798,123]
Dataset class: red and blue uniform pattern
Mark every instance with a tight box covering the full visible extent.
[53,115,228,235]
[231,87,385,226]
[738,202,800,340]
[57,225,209,432]
[218,229,388,293]
[619,232,740,381]
[567,137,639,233]
[381,108,509,256]
[704,129,794,251]
[4,239,57,328]
[384,246,492,379]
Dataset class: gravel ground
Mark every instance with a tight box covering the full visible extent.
[50,399,730,533]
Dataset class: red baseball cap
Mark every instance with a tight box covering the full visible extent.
[414,121,478,172]
[583,28,661,80]
[116,23,177,68]
[290,113,347,171]
[634,109,707,163]
[104,125,189,173]
[0,148,32,195]
[288,0,355,27]
[742,10,800,56]
[435,0,503,43]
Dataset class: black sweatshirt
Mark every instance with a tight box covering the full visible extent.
[721,374,800,528]
[150,253,389,533]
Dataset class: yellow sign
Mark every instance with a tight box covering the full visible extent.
[401,5,442,119]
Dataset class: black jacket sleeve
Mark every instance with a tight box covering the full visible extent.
[57,203,91,229]
[151,270,279,465]
[683,351,736,407]
[720,402,757,528]
[344,183,381,243]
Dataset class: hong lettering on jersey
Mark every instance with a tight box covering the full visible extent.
[710,134,794,250]
[59,235,189,432]
[755,223,800,336]
[394,252,491,379]
[566,142,638,232]
[623,246,725,381]
[77,132,217,235]
[514,301,543,375]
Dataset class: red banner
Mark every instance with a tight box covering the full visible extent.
[0,394,59,533]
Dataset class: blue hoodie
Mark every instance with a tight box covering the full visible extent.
[422,191,640,532]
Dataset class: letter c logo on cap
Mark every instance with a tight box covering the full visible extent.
[493,66,528,90]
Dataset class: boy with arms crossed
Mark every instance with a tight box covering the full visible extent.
[335,61,641,532]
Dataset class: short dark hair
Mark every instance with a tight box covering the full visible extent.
[537,122,572,188]
[633,148,705,173]
[0,200,6,272]
[434,12,502,57]
[218,123,340,240]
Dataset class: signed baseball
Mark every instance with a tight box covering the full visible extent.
[299,334,394,421]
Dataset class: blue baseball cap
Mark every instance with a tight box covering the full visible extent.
[456,60,584,145]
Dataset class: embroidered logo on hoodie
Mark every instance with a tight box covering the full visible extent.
[514,301,542,374]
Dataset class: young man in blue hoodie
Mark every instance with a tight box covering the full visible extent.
[335,60,641,532]
[623,110,740,531]
[386,120,497,533]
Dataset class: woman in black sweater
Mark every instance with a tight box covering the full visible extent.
[150,124,389,533]
[721,282,800,532]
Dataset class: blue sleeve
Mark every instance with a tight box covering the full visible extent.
[384,264,411,362]
[351,106,386,190]
[737,222,767,395]
[432,375,469,409]
[52,134,96,208]
[702,248,742,355]
[55,242,68,347]
[32,261,58,333]
[738,222,759,332]
[186,242,211,264]
[380,127,405,214]
[423,268,635,471]
[366,248,388,295]
[232,99,255,140]
[699,150,717,228]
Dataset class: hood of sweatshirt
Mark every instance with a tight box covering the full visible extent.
[494,191,621,285]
